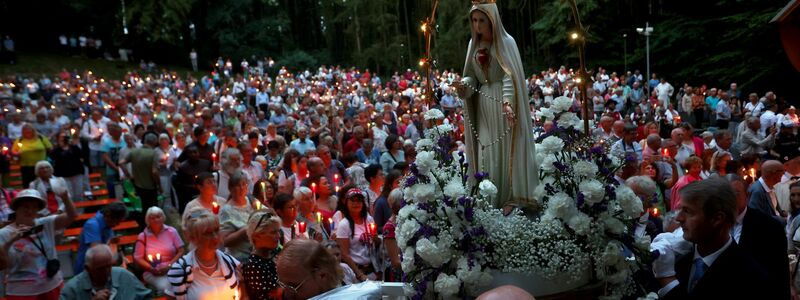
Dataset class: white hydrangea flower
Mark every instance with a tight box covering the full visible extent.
[478,180,498,197]
[616,185,644,218]
[634,235,652,252]
[535,107,555,121]
[540,154,559,173]
[609,155,621,167]
[551,96,573,112]
[573,160,599,178]
[436,123,454,133]
[416,138,434,150]
[557,112,581,128]
[396,219,420,248]
[415,151,438,174]
[567,212,592,236]
[579,179,605,205]
[545,192,576,219]
[434,273,461,297]
[406,182,438,203]
[602,214,627,235]
[443,179,466,198]
[416,238,448,267]
[539,136,565,155]
[424,108,445,120]
[401,248,416,273]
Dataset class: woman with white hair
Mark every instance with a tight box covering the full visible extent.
[626,175,663,238]
[155,133,178,208]
[133,206,185,294]
[29,160,68,215]
[242,210,282,300]
[166,208,241,299]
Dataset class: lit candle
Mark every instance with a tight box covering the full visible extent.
[662,148,669,157]
[316,212,322,224]
[651,208,660,217]
[156,253,161,264]
[260,181,267,203]
[255,200,262,211]
[329,218,334,233]
[335,185,340,193]
[268,171,274,179]
[147,254,153,262]
[212,201,220,214]
[368,222,377,237]
[212,153,218,163]
[334,173,339,185]
[749,168,756,179]
[299,221,307,233]
[311,182,317,195]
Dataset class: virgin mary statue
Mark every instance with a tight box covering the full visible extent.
[456,0,537,208]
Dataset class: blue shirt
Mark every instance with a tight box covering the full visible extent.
[101,137,126,176]
[270,114,287,125]
[290,138,316,155]
[256,91,269,105]
[74,211,115,274]
[356,148,381,165]
[705,96,720,110]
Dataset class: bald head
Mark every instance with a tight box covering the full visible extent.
[762,160,785,187]
[613,121,625,135]
[671,128,685,143]
[646,134,662,150]
[477,285,536,300]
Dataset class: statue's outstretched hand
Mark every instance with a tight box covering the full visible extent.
[503,102,515,125]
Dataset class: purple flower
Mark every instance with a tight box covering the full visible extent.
[405,175,418,186]
[464,206,474,221]
[475,172,489,181]
[576,192,585,207]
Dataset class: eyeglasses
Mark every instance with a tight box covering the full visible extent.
[278,274,310,299]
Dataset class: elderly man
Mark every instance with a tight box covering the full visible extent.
[650,178,768,299]
[277,239,343,299]
[61,244,150,300]
[748,160,786,223]
[317,145,346,186]
[670,128,693,166]
[739,117,776,157]
[216,148,247,199]
[627,176,663,238]
[592,116,614,141]
[290,126,316,155]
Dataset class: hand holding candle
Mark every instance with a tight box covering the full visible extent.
[368,222,377,236]
[299,221,307,234]
[212,201,220,214]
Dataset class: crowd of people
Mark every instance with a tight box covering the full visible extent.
[0,58,797,299]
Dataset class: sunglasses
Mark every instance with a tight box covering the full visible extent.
[255,211,276,230]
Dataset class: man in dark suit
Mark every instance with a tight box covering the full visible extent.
[651,178,769,299]
[748,160,786,225]
[729,174,790,300]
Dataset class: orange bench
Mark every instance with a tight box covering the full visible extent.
[74,198,118,208]
[64,220,139,237]
[56,234,139,252]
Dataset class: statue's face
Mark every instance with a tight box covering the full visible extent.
[470,10,492,41]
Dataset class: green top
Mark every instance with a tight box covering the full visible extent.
[12,135,52,167]
[125,147,159,189]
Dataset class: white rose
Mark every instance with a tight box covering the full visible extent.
[616,185,644,218]
[443,179,466,199]
[552,96,573,112]
[545,192,576,219]
[416,238,448,267]
[415,151,438,173]
[567,212,592,236]
[478,180,498,197]
[434,273,461,297]
[424,108,445,120]
[579,179,605,205]
[539,136,565,155]
[573,160,598,178]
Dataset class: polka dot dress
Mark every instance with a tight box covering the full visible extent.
[243,254,280,300]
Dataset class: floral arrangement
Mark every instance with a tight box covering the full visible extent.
[398,101,653,299]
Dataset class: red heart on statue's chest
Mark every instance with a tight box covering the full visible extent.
[477,49,490,68]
